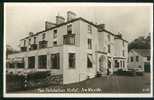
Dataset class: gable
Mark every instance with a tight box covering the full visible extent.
[134,49,150,57]
[129,50,139,57]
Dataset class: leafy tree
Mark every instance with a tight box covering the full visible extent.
[128,33,150,51]
[6,44,19,58]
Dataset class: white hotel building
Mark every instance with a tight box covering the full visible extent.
[7,11,128,84]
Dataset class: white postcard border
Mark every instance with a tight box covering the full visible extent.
[3,2,153,98]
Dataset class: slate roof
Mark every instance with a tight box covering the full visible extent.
[20,17,128,42]
[133,49,150,57]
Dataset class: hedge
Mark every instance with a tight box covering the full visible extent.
[6,70,52,92]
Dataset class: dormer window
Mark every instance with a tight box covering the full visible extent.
[67,24,72,34]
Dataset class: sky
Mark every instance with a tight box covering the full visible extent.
[5,3,153,50]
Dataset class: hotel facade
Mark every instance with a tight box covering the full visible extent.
[7,11,128,84]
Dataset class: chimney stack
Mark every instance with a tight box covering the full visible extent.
[97,24,105,32]
[56,16,65,25]
[29,32,34,36]
[45,21,56,30]
[67,11,76,21]
[117,32,122,38]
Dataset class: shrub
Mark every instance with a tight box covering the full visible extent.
[6,74,26,92]
[125,70,136,76]
[96,71,102,77]
[115,69,136,76]
[27,71,51,80]
[6,70,51,92]
[115,69,125,75]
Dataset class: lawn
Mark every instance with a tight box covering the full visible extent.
[12,73,151,93]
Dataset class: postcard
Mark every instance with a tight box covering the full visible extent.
[3,3,153,98]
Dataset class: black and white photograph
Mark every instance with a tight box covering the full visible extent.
[4,3,153,98]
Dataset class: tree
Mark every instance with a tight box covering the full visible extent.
[128,33,151,51]
[6,44,19,58]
